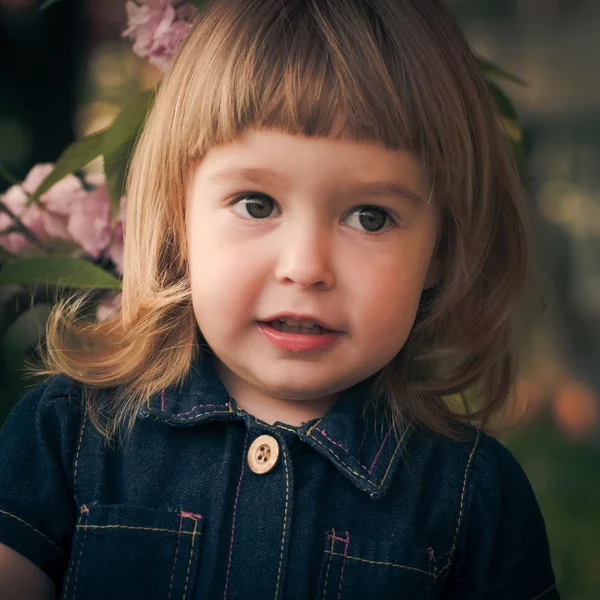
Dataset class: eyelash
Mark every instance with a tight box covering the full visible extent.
[228,193,398,237]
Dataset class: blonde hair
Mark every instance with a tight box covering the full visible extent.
[26,0,542,445]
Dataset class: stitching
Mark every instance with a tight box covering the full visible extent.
[168,513,184,600]
[447,429,481,568]
[530,584,557,600]
[315,428,351,456]
[171,403,230,417]
[369,430,391,473]
[224,430,249,600]
[274,424,297,433]
[161,389,165,412]
[181,511,202,519]
[336,531,349,600]
[322,528,336,599]
[274,445,290,600]
[183,516,199,600]
[72,506,89,600]
[314,428,392,478]
[324,551,433,577]
[73,405,87,494]
[145,409,232,425]
[0,509,65,557]
[74,524,198,534]
[62,507,85,595]
[377,419,413,488]
[308,420,413,491]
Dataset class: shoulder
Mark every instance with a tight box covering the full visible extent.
[0,374,86,452]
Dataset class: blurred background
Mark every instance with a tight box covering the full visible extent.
[0,0,599,597]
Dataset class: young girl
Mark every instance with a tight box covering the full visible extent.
[0,0,560,598]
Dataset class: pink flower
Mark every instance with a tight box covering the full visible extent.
[0,184,50,254]
[0,165,124,264]
[122,0,197,71]
[67,176,113,261]
[0,163,87,254]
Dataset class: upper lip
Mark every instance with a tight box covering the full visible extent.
[259,312,340,332]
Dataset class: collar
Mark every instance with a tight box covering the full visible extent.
[137,352,415,499]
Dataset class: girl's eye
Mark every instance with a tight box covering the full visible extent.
[230,194,395,236]
[230,194,278,219]
[344,206,394,235]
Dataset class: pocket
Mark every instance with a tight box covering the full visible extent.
[315,528,434,600]
[61,504,204,600]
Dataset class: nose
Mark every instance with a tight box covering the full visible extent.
[273,218,335,290]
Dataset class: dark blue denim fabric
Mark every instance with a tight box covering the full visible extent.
[0,352,559,599]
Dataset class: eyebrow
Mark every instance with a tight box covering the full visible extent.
[205,167,427,205]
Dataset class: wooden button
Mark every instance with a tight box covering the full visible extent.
[247,434,280,474]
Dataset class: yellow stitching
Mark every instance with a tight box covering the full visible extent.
[307,421,412,491]
[146,410,232,424]
[0,508,65,556]
[183,517,199,600]
[308,436,375,487]
[274,424,296,433]
[74,524,197,534]
[322,529,336,599]
[378,420,414,487]
[324,551,433,577]
[274,448,290,599]
[63,507,86,595]
[448,429,481,565]
[73,405,87,493]
[306,417,325,437]
[530,584,557,600]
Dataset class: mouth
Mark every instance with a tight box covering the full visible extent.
[259,319,331,335]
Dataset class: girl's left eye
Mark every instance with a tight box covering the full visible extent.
[230,193,396,236]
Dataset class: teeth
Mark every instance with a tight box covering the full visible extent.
[271,320,325,334]
[279,317,320,328]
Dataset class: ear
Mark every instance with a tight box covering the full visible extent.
[423,257,441,290]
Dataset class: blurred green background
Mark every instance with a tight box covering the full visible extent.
[1,0,599,598]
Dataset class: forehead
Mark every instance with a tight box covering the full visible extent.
[196,129,430,187]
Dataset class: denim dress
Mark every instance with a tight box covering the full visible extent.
[0,352,560,599]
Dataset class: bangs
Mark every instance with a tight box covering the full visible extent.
[161,0,480,200]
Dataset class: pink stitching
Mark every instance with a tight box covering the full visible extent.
[161,389,165,412]
[327,534,349,543]
[181,511,202,519]
[168,513,184,600]
[315,428,350,455]
[73,507,90,599]
[316,428,391,475]
[369,430,390,472]
[337,531,350,600]
[223,430,248,599]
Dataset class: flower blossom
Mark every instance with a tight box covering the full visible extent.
[0,165,125,273]
[122,0,197,71]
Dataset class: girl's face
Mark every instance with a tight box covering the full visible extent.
[186,129,440,425]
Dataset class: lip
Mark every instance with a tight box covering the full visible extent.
[259,312,340,332]
[256,322,343,352]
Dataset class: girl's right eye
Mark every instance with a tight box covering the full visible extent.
[230,194,279,219]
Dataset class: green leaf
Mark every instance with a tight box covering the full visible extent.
[477,56,527,87]
[487,80,520,123]
[0,257,122,290]
[103,89,155,217]
[25,131,105,208]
